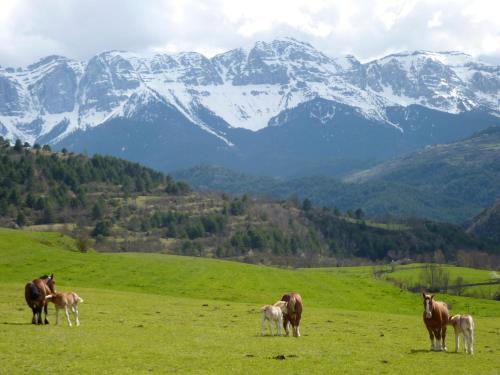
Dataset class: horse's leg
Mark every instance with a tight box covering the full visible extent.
[293,324,299,337]
[277,316,282,336]
[296,324,301,337]
[36,305,43,325]
[74,305,80,327]
[55,307,60,325]
[43,302,49,324]
[284,319,290,336]
[426,326,434,350]
[64,306,72,327]
[465,329,473,354]
[260,315,266,336]
[441,325,447,351]
[469,327,474,354]
[31,306,37,324]
[268,319,273,336]
[434,328,442,351]
[454,329,459,353]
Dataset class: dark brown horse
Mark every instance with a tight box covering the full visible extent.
[25,274,56,324]
[422,293,449,351]
[281,292,302,337]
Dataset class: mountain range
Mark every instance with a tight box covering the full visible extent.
[1,37,499,176]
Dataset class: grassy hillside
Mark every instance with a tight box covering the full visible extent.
[380,264,500,300]
[1,229,499,374]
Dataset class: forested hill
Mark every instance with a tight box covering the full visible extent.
[0,137,497,267]
[468,201,500,242]
[0,137,188,227]
[174,127,500,223]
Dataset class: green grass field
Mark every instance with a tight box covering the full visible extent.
[384,264,500,299]
[0,228,499,374]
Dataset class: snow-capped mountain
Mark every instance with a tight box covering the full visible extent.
[0,38,499,175]
[1,37,498,143]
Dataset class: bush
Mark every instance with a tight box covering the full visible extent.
[92,220,112,237]
[75,232,92,252]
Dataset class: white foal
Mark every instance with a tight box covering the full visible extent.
[45,292,84,327]
[260,300,287,336]
[449,314,474,354]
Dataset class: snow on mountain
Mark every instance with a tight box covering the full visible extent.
[0,38,498,145]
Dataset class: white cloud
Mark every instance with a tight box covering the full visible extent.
[0,0,499,66]
[375,0,417,30]
[427,11,442,28]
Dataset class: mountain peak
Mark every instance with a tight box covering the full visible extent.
[26,55,74,70]
[377,50,475,67]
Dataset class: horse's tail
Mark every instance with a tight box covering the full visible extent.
[27,282,41,301]
[289,298,296,314]
[468,316,474,339]
[73,293,84,303]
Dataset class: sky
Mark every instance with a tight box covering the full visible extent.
[1,0,499,67]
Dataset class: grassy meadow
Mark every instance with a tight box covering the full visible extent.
[383,264,500,299]
[0,228,499,374]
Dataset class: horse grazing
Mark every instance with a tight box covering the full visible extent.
[24,274,56,324]
[281,292,302,337]
[422,293,449,351]
[45,292,84,327]
[449,314,474,354]
[260,300,287,336]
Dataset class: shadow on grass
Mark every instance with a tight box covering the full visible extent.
[409,349,430,354]
[410,348,457,354]
[256,334,287,338]
[1,322,32,326]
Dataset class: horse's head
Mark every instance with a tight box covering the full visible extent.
[41,274,56,293]
[274,300,288,314]
[449,315,460,327]
[422,292,434,318]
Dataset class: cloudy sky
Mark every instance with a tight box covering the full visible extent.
[1,0,499,67]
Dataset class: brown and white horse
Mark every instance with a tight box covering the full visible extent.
[422,293,449,351]
[281,292,302,337]
[24,274,56,324]
[45,292,84,327]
